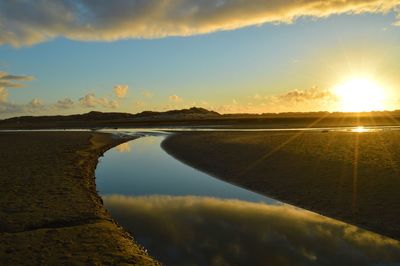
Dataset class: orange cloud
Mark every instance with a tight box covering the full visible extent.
[113,85,129,98]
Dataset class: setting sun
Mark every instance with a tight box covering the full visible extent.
[333,78,387,112]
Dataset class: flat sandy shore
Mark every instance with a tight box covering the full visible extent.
[162,131,400,240]
[0,132,158,265]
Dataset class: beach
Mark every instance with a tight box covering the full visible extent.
[0,132,158,265]
[162,131,400,240]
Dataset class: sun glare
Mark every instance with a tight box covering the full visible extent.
[352,126,367,133]
[333,78,386,112]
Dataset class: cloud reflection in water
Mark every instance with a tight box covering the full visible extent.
[103,195,400,266]
[115,142,131,153]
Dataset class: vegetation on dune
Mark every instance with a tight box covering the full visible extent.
[2,107,400,129]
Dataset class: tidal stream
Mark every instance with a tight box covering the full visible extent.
[96,132,400,266]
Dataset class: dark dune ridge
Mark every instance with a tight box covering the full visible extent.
[0,132,158,265]
[2,107,400,129]
[162,131,400,240]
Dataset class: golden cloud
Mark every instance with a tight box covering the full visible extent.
[79,93,118,109]
[115,143,131,153]
[1,1,399,46]
[0,88,8,103]
[169,95,183,102]
[277,86,337,103]
[113,85,129,98]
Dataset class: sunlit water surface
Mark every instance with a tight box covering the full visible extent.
[96,132,400,266]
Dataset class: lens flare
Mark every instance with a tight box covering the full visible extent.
[333,78,386,112]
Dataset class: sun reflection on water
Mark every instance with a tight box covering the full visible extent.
[352,126,368,133]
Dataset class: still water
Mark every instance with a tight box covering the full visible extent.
[96,133,400,266]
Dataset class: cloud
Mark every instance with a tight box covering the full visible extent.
[169,95,183,102]
[115,143,131,153]
[0,98,46,114]
[277,86,337,103]
[212,86,341,114]
[1,93,115,117]
[0,72,34,81]
[0,88,8,103]
[55,98,74,109]
[113,84,128,98]
[0,71,44,116]
[28,98,44,108]
[0,80,26,88]
[79,93,118,109]
[0,71,34,89]
[103,195,400,265]
[0,70,34,110]
[214,98,256,113]
[1,1,399,47]
[0,102,21,114]
[0,72,125,117]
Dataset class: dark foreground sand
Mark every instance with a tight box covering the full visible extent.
[0,132,158,265]
[162,131,400,240]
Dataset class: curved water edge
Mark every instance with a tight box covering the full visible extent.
[98,132,276,204]
[95,131,400,265]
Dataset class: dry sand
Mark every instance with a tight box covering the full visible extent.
[162,131,400,240]
[0,132,158,265]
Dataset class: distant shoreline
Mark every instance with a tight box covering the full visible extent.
[2,108,400,130]
[162,131,400,240]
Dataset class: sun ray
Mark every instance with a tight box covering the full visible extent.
[233,112,332,180]
[352,132,360,215]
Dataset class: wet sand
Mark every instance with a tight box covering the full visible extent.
[162,131,400,240]
[0,132,158,265]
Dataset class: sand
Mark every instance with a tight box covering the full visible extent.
[162,131,400,240]
[0,132,158,265]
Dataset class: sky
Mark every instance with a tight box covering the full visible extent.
[1,0,400,118]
